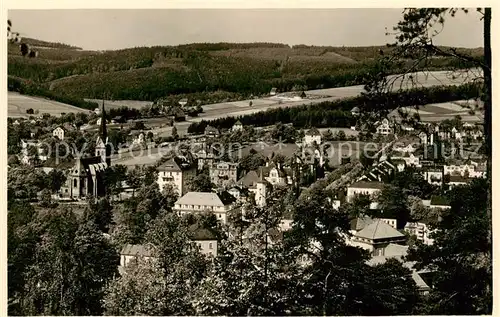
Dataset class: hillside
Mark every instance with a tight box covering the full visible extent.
[8,38,484,106]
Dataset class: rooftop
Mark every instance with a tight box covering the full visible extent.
[120,244,155,257]
[355,219,405,240]
[349,181,385,190]
[175,191,237,207]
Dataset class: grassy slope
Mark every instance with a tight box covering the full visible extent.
[8,38,484,103]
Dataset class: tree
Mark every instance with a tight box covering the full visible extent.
[407,179,491,314]
[336,130,346,141]
[105,165,128,197]
[171,126,178,140]
[375,184,410,229]
[105,212,209,315]
[186,173,214,192]
[84,197,114,233]
[17,208,119,315]
[47,169,66,193]
[322,129,334,141]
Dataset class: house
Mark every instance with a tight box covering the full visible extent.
[391,151,420,167]
[204,125,220,137]
[20,139,47,162]
[404,219,437,245]
[418,130,436,146]
[52,127,65,140]
[209,162,239,189]
[195,148,217,171]
[188,225,219,257]
[376,118,393,135]
[358,160,396,182]
[261,163,293,187]
[422,166,444,185]
[173,191,237,224]
[347,181,385,202]
[232,120,243,132]
[237,170,270,207]
[120,244,155,268]
[178,98,188,107]
[304,127,322,146]
[131,132,146,146]
[157,156,197,196]
[393,136,420,153]
[227,186,250,202]
[270,87,278,96]
[349,219,406,255]
[351,106,360,116]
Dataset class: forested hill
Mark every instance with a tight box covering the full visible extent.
[8,38,484,106]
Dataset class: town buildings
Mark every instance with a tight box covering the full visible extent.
[157,156,197,196]
[304,127,322,146]
[173,191,237,224]
[209,161,239,189]
[60,105,111,199]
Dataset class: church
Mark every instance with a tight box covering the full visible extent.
[60,103,112,199]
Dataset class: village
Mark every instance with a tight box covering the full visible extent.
[8,90,487,297]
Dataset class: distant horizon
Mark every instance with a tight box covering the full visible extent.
[8,9,483,51]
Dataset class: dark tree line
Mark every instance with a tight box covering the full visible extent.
[188,82,481,134]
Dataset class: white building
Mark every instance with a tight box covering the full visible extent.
[52,127,65,140]
[348,219,406,255]
[232,120,243,132]
[347,181,385,202]
[376,118,393,135]
[189,227,219,257]
[173,192,237,224]
[422,167,444,185]
[304,127,322,146]
[157,157,196,196]
[404,221,436,245]
[120,244,155,268]
[209,162,239,189]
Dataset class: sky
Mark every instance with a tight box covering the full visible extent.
[8,9,484,51]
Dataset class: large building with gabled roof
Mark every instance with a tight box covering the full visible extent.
[156,156,196,196]
[349,219,406,255]
[173,191,237,224]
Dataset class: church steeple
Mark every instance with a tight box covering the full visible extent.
[96,99,111,166]
[100,99,107,142]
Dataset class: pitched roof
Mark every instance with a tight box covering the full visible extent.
[238,170,261,188]
[120,244,154,257]
[234,120,243,126]
[188,225,218,241]
[157,156,193,172]
[384,243,409,257]
[350,216,375,231]
[355,219,405,240]
[175,191,236,207]
[349,181,385,190]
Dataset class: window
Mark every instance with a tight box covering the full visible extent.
[218,214,221,218]
[73,179,77,187]
[209,243,213,249]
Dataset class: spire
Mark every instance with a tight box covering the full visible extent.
[100,99,107,142]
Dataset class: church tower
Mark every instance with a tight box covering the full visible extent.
[95,100,112,166]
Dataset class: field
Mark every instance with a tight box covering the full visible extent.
[8,92,89,118]
[393,100,484,123]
